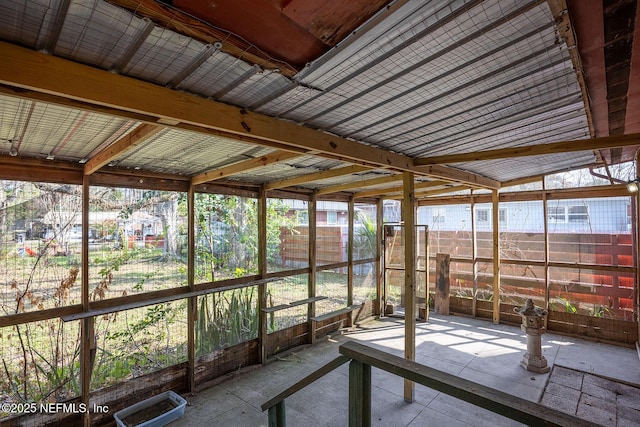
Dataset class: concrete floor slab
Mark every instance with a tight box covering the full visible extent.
[170,314,640,426]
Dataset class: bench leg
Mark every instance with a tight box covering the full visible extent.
[268,401,286,427]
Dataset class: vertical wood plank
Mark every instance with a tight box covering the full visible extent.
[308,191,317,344]
[268,402,287,427]
[80,175,92,427]
[258,187,268,364]
[402,172,416,402]
[492,189,500,324]
[348,360,371,427]
[471,195,478,317]
[435,253,450,315]
[543,188,550,328]
[348,196,355,308]
[376,199,383,316]
[635,151,640,338]
[187,186,196,392]
[424,226,430,321]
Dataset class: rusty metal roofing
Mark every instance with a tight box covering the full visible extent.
[0,0,638,193]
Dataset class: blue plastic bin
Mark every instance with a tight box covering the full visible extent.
[113,390,187,427]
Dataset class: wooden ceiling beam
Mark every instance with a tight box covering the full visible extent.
[317,174,400,196]
[191,150,301,185]
[84,123,163,175]
[414,133,640,165]
[386,185,469,200]
[414,185,470,199]
[0,42,500,189]
[353,179,449,198]
[264,165,370,190]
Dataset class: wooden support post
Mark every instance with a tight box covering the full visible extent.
[347,197,355,328]
[422,225,430,321]
[80,175,93,427]
[308,191,317,344]
[635,150,640,343]
[492,189,500,324]
[543,188,550,326]
[268,401,286,427]
[187,186,196,392]
[348,197,355,309]
[348,360,371,427]
[471,195,478,317]
[435,253,450,315]
[258,187,268,363]
[376,199,383,316]
[402,172,416,402]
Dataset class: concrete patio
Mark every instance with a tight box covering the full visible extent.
[172,314,640,426]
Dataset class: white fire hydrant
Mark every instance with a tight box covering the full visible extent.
[514,299,550,373]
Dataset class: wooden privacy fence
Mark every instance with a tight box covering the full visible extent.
[280,226,345,267]
[385,230,636,319]
[262,341,598,427]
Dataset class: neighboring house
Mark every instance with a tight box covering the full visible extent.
[42,210,164,244]
[417,197,631,234]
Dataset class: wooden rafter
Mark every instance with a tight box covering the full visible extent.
[264,165,370,190]
[414,185,470,199]
[191,150,300,185]
[389,185,469,200]
[84,123,163,175]
[353,179,449,198]
[414,133,640,165]
[317,174,400,195]
[0,42,500,189]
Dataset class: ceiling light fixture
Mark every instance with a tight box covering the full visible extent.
[626,178,640,193]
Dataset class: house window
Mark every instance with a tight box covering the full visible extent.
[475,208,507,227]
[327,211,337,225]
[568,205,588,223]
[547,205,589,224]
[476,209,489,226]
[499,208,507,228]
[547,206,567,223]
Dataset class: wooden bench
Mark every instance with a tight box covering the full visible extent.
[260,296,328,313]
[310,304,361,343]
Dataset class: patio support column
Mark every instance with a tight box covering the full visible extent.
[471,194,477,317]
[80,174,94,427]
[308,191,317,344]
[492,189,500,324]
[636,150,640,342]
[543,185,550,321]
[402,172,416,402]
[348,196,355,307]
[187,186,196,392]
[376,199,383,316]
[258,186,268,364]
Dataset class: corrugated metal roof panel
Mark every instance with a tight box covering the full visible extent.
[117,129,274,176]
[453,152,598,182]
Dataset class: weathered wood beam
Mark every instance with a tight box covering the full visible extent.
[402,172,416,403]
[413,185,471,199]
[547,0,597,138]
[106,0,299,77]
[414,133,640,165]
[388,184,468,200]
[492,189,500,325]
[265,165,370,190]
[353,179,448,198]
[191,150,300,185]
[84,123,164,175]
[317,174,400,196]
[0,42,500,189]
